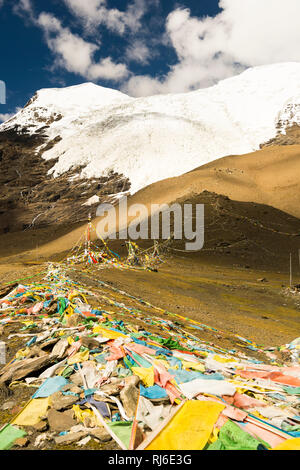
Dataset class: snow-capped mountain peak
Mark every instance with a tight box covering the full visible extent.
[30,82,131,110]
[1,62,300,195]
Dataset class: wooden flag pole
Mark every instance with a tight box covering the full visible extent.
[128,388,141,450]
[87,213,91,253]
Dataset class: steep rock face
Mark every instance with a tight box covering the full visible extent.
[261,123,300,147]
[1,63,300,233]
[0,129,129,234]
[261,98,300,147]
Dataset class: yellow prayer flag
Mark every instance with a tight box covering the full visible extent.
[132,366,155,387]
[12,398,51,426]
[146,401,225,450]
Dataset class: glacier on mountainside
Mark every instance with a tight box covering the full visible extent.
[1,62,300,195]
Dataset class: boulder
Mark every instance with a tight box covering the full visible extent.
[0,354,53,384]
[124,375,140,387]
[66,313,82,328]
[33,420,48,432]
[27,346,48,358]
[47,408,77,432]
[1,400,16,411]
[50,391,79,411]
[54,431,88,445]
[14,437,29,448]
[99,380,123,396]
[61,383,82,394]
[120,383,139,418]
[81,336,103,350]
[39,338,60,351]
[90,428,112,442]
[50,339,69,359]
[69,372,84,386]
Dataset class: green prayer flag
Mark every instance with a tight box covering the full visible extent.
[283,386,300,395]
[0,424,27,450]
[207,420,266,451]
[108,421,133,449]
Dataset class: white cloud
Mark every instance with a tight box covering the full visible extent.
[124,0,300,96]
[14,2,130,82]
[219,0,300,65]
[13,0,35,20]
[39,13,129,81]
[88,57,129,81]
[125,39,151,65]
[63,0,125,35]
[0,113,13,123]
[0,107,21,123]
[12,0,300,97]
[38,13,99,77]
[63,0,152,35]
[122,0,152,34]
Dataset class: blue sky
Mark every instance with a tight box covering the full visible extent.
[0,0,299,121]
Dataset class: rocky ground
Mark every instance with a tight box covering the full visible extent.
[0,129,130,234]
[0,256,299,450]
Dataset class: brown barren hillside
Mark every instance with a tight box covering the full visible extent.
[1,146,300,349]
[1,144,300,265]
[128,144,300,219]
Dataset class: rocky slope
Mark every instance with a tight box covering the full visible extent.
[0,129,129,233]
[1,62,300,234]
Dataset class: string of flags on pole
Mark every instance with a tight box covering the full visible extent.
[65,214,170,272]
